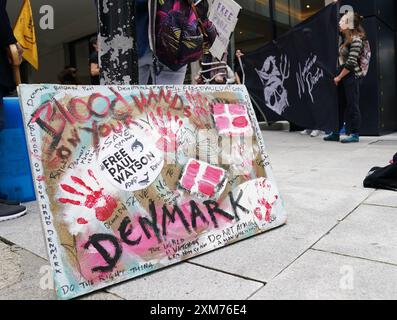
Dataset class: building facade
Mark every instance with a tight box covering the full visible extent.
[6,0,397,134]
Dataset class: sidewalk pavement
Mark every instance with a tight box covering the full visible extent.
[0,131,396,300]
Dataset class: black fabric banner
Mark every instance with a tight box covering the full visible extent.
[244,3,339,131]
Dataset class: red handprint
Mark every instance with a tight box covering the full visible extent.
[149,107,184,153]
[255,196,279,222]
[58,170,117,223]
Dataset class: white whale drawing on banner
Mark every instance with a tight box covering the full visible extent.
[296,54,324,103]
[256,55,290,115]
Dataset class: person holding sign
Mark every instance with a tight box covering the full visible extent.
[0,0,28,221]
[324,12,367,144]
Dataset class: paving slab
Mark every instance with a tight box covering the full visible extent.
[314,205,397,265]
[0,131,395,300]
[264,134,392,190]
[107,262,263,300]
[190,183,370,283]
[0,202,47,259]
[364,190,397,208]
[0,242,56,300]
[250,249,397,300]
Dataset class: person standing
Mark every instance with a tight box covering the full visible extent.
[0,0,28,221]
[89,36,100,85]
[234,49,245,85]
[137,0,188,85]
[138,0,215,85]
[324,12,366,143]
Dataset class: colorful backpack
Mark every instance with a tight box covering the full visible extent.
[155,0,217,72]
[360,40,371,77]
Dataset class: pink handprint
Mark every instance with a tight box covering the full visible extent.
[255,196,279,222]
[149,107,184,153]
[58,170,117,223]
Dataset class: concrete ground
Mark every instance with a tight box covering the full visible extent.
[0,130,396,300]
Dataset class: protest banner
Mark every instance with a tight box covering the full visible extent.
[18,84,287,299]
[208,0,241,60]
[243,3,339,131]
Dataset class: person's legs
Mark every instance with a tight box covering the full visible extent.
[344,76,361,134]
[337,79,348,133]
[138,52,153,85]
[324,83,346,142]
[155,64,188,85]
[341,75,361,143]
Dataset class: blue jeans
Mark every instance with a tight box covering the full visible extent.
[138,51,187,85]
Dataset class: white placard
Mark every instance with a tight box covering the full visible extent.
[208,0,242,60]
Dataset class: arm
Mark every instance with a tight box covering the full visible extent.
[334,68,350,85]
[226,66,236,84]
[335,38,363,85]
[90,63,100,77]
[235,72,241,85]
[0,0,17,48]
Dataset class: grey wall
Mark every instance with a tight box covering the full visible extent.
[7,0,97,83]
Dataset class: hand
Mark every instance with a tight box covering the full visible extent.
[6,43,23,65]
[16,43,24,57]
[15,43,24,64]
[334,76,341,86]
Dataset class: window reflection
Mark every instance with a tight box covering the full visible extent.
[233,0,326,52]
[234,0,273,53]
[274,0,326,36]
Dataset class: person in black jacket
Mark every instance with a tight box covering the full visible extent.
[0,0,28,222]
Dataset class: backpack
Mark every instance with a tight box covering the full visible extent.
[360,40,371,77]
[155,0,217,72]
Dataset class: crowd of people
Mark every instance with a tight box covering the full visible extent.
[0,0,374,222]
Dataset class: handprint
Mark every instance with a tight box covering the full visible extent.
[149,107,184,153]
[255,196,279,222]
[58,169,117,223]
[253,179,279,223]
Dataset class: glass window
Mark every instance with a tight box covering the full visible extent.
[234,0,273,53]
[275,0,326,36]
[232,0,326,55]
[68,36,93,85]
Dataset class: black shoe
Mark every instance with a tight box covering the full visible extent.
[0,199,21,206]
[0,203,27,222]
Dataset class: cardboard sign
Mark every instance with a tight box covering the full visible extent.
[208,0,241,60]
[19,84,287,299]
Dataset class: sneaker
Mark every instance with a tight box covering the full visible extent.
[0,204,27,222]
[323,133,340,142]
[341,134,359,143]
[0,199,21,206]
[300,129,311,135]
[310,130,321,137]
